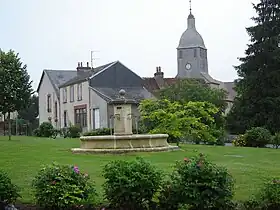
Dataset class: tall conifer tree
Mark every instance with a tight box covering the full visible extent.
[227,0,280,133]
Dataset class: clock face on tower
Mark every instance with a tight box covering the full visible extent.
[185,63,191,70]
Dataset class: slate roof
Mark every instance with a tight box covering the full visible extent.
[59,62,116,88]
[92,87,153,103]
[37,70,77,98]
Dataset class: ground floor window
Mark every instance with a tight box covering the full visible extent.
[74,107,87,127]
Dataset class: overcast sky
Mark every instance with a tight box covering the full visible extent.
[0,0,258,89]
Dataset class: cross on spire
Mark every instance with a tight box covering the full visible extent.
[189,0,192,14]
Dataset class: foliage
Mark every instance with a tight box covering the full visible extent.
[226,1,280,134]
[33,128,40,137]
[271,132,280,149]
[17,94,38,124]
[60,127,70,138]
[102,157,163,210]
[0,170,21,204]
[35,122,54,138]
[83,128,112,136]
[158,154,234,210]
[159,78,227,131]
[232,134,247,147]
[68,125,81,138]
[243,178,280,210]
[32,162,96,210]
[244,127,271,148]
[0,49,33,140]
[83,128,144,136]
[139,99,220,144]
[159,78,227,111]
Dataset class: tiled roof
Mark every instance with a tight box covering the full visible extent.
[142,77,179,92]
[143,75,236,102]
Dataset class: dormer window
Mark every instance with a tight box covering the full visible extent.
[77,83,82,101]
[47,94,52,112]
[63,88,67,103]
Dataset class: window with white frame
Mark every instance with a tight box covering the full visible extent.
[70,85,74,102]
[63,88,67,103]
[77,83,82,101]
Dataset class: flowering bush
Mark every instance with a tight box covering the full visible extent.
[158,154,235,210]
[0,170,20,205]
[244,127,271,148]
[243,178,280,209]
[32,162,96,209]
[232,134,246,147]
[103,157,163,210]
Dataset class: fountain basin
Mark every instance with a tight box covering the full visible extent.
[71,134,179,154]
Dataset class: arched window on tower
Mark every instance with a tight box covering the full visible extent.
[194,49,197,57]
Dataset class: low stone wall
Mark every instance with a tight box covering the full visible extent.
[80,134,169,149]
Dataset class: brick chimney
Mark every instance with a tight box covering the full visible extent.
[154,66,165,88]
[76,61,91,71]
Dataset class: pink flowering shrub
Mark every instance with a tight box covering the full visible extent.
[32,162,96,210]
[158,154,235,210]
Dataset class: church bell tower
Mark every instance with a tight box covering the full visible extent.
[176,0,208,79]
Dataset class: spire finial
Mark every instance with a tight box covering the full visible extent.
[189,0,192,14]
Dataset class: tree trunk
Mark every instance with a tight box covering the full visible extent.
[8,112,11,140]
[3,114,5,136]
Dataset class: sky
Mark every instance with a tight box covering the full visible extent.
[0,0,258,90]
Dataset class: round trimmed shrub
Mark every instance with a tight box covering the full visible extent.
[244,127,271,148]
[103,157,163,210]
[68,125,81,138]
[32,163,96,210]
[158,154,235,210]
[0,170,20,205]
[36,122,54,137]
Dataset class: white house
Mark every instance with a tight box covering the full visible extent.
[37,61,154,132]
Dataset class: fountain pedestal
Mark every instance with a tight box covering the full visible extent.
[71,89,179,154]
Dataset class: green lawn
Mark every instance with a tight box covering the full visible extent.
[0,136,280,203]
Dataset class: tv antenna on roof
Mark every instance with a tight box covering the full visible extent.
[90,50,100,68]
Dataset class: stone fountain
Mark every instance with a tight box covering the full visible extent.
[71,89,179,154]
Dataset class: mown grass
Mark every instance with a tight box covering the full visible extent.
[1,135,280,203]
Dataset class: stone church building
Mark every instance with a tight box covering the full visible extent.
[37,7,236,131]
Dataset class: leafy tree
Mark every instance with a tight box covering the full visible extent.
[0,49,33,140]
[17,94,38,123]
[227,0,280,134]
[139,99,221,144]
[159,79,227,129]
[159,78,227,111]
